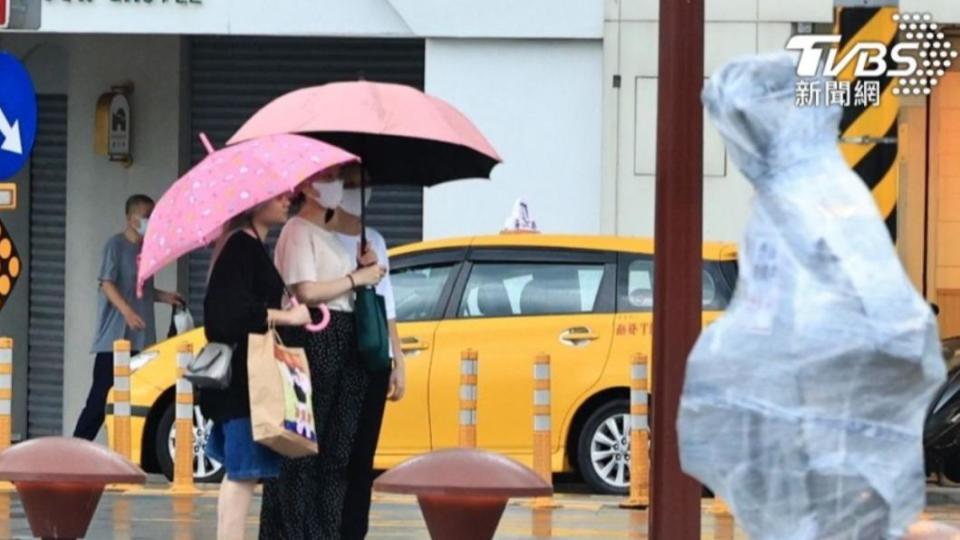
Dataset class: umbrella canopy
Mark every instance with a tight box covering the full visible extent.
[227,81,501,186]
[137,132,358,296]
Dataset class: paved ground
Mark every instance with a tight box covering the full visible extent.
[0,485,958,539]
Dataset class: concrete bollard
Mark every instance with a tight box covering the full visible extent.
[112,340,132,462]
[172,343,200,495]
[459,349,478,449]
[620,353,650,509]
[532,353,557,509]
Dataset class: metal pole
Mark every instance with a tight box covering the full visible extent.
[650,0,704,537]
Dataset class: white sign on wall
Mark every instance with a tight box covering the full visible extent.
[108,93,130,161]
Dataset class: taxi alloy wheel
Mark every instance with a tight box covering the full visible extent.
[157,403,224,482]
[577,399,631,494]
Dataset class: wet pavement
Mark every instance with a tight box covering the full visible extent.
[0,486,958,539]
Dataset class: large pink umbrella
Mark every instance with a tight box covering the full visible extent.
[228,81,501,187]
[229,81,501,246]
[137,132,358,298]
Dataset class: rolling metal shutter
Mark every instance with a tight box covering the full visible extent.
[187,36,426,323]
[27,95,67,438]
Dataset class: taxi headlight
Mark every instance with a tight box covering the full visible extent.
[130,351,160,374]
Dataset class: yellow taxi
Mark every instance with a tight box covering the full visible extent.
[106,234,738,494]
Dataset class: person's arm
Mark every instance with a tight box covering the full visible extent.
[291,276,355,306]
[388,319,406,401]
[97,238,145,330]
[154,289,185,307]
[291,264,385,305]
[102,280,145,331]
[268,305,311,327]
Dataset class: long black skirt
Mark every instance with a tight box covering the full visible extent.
[259,310,369,540]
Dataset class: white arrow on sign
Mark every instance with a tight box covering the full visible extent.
[0,108,22,155]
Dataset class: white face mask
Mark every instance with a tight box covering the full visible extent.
[340,188,373,217]
[136,217,149,237]
[310,179,344,209]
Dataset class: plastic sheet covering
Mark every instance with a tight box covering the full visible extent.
[678,52,946,540]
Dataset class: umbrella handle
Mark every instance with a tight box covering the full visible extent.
[199,132,216,155]
[291,296,331,333]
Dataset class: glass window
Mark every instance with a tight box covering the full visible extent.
[620,259,729,312]
[391,264,456,322]
[459,262,606,318]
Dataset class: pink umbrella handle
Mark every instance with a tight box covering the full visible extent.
[290,296,331,333]
[199,132,216,155]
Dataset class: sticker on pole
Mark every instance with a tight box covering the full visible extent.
[0,52,36,180]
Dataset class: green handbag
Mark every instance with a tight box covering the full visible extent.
[354,285,391,372]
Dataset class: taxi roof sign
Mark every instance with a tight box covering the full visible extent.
[501,198,539,234]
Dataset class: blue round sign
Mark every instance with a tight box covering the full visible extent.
[0,52,36,181]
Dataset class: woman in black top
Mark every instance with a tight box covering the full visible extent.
[200,194,311,540]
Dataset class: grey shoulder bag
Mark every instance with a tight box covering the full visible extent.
[185,342,234,390]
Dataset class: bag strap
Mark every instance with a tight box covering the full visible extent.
[248,225,299,306]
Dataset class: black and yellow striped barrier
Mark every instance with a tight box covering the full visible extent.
[835,5,900,241]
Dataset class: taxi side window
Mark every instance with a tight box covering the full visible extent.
[618,257,728,313]
[459,262,605,318]
[391,264,457,322]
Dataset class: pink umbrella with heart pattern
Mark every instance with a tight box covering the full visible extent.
[137,133,358,328]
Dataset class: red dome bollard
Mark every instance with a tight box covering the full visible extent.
[0,437,146,539]
[374,448,552,540]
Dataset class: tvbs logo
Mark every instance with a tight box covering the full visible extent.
[786,12,955,97]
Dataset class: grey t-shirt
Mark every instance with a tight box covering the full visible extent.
[90,234,156,353]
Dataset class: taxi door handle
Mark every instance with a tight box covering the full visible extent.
[559,327,599,346]
[400,337,430,357]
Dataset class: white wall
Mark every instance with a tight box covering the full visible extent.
[0,34,182,436]
[387,0,603,38]
[33,0,413,37]
[33,0,606,39]
[422,39,603,238]
[603,0,829,243]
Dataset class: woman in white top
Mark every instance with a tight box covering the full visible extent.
[326,164,406,539]
[259,166,385,540]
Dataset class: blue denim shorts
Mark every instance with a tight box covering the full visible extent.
[205,417,281,481]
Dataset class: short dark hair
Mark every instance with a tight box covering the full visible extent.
[125,194,155,216]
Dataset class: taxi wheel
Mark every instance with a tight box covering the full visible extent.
[577,399,631,495]
[155,402,224,483]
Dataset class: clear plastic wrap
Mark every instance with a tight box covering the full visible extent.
[677,52,946,540]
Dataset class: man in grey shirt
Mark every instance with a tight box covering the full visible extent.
[73,194,183,440]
